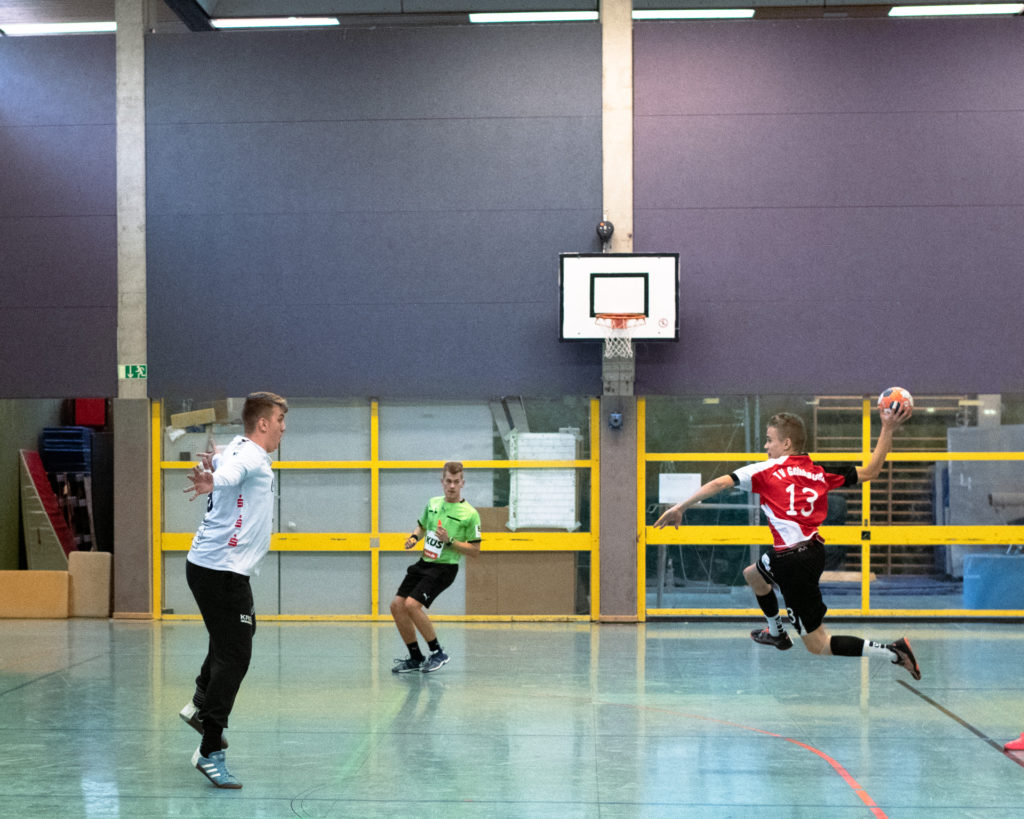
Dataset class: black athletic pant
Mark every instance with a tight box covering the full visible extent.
[186,560,256,732]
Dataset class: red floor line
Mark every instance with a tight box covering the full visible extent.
[782,736,886,816]
[602,702,887,817]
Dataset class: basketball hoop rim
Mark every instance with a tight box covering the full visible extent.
[594,312,646,330]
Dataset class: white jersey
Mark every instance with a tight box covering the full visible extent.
[188,435,275,576]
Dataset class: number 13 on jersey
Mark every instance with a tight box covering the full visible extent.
[785,484,819,517]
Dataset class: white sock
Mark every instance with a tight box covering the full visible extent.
[767,614,784,636]
[863,640,893,659]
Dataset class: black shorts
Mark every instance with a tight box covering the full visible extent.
[396,558,458,608]
[755,538,827,635]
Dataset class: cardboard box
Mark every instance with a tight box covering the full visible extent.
[476,506,510,532]
[69,551,112,618]
[169,407,216,428]
[466,552,577,615]
[0,571,69,618]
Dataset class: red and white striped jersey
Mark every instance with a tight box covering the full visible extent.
[731,454,857,549]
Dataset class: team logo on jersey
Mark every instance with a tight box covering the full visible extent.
[240,613,253,626]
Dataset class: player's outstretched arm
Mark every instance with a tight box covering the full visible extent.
[184,464,213,500]
[857,403,912,482]
[654,474,735,528]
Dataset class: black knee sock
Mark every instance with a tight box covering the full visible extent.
[755,591,780,618]
[427,638,441,653]
[755,591,785,635]
[407,641,424,662]
[830,635,865,657]
[200,725,223,758]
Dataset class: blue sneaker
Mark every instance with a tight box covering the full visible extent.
[179,702,227,749]
[192,747,242,789]
[392,657,422,673]
[420,649,450,673]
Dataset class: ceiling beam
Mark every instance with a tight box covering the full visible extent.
[162,0,214,30]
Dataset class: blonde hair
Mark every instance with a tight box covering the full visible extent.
[767,412,806,454]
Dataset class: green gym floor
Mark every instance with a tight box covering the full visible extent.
[0,618,1020,817]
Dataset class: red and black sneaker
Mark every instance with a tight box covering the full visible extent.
[888,637,921,680]
[750,627,793,651]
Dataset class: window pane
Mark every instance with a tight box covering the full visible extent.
[378,401,494,461]
[279,470,370,534]
[279,399,370,461]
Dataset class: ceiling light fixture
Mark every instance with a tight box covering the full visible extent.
[210,17,340,29]
[0,21,116,35]
[889,2,1022,14]
[468,11,600,23]
[633,9,756,18]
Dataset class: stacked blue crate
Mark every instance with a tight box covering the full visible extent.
[39,427,93,475]
[38,427,96,550]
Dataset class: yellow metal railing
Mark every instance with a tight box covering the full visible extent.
[153,398,602,622]
[641,396,1024,619]
[153,395,1024,621]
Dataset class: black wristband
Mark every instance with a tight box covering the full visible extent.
[409,533,419,542]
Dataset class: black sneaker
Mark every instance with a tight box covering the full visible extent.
[888,637,921,680]
[750,627,793,650]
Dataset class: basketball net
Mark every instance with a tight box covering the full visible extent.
[595,313,645,359]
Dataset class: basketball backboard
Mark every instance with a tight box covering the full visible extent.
[559,253,679,341]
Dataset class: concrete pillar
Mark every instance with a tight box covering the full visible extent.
[601,0,633,255]
[598,0,638,621]
[116,0,148,395]
[113,0,152,616]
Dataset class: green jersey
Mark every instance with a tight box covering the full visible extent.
[418,496,481,565]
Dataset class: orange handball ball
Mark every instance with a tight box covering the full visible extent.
[878,386,913,414]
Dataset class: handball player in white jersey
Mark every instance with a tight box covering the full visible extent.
[179,391,288,788]
[655,404,921,680]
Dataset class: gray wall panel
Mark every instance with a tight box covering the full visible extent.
[146,26,600,123]
[148,209,602,398]
[147,117,597,215]
[0,36,114,125]
[634,19,1024,116]
[634,18,1024,396]
[636,112,1024,211]
[0,38,116,398]
[146,24,603,398]
[0,126,115,217]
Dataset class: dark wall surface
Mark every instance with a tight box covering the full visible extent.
[145,24,604,399]
[0,36,117,397]
[633,18,1024,395]
[5,20,1022,401]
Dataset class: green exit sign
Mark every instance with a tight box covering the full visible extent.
[119,364,148,379]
